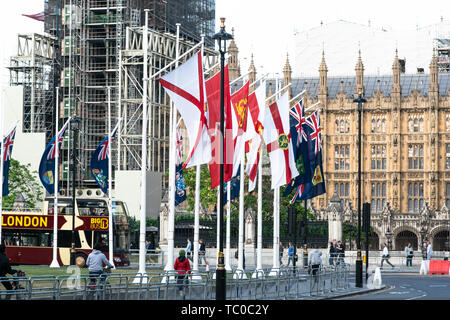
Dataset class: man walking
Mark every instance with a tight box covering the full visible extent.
[308,244,322,293]
[287,242,294,266]
[186,238,192,262]
[380,243,394,268]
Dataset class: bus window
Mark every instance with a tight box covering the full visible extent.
[57,230,82,248]
[77,199,107,216]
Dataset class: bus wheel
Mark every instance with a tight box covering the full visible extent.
[75,254,87,268]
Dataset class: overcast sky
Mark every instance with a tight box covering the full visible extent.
[0,0,448,86]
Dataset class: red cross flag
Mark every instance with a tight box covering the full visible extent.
[230,80,249,177]
[159,51,211,168]
[262,92,299,189]
[244,81,265,192]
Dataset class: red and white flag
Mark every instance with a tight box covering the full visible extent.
[22,12,45,22]
[244,82,266,192]
[230,80,249,177]
[262,92,299,189]
[159,51,211,168]
[205,65,234,188]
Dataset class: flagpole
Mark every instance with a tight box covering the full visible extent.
[256,146,263,274]
[0,88,4,241]
[229,70,251,87]
[163,22,181,279]
[304,101,321,113]
[107,87,115,268]
[235,148,246,279]
[266,83,291,103]
[50,87,60,268]
[288,89,306,105]
[135,9,149,283]
[225,181,231,271]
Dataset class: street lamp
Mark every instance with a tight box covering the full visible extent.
[385,229,393,250]
[212,17,232,301]
[419,227,427,259]
[353,92,366,288]
[70,116,80,266]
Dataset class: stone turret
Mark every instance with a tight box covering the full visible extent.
[283,53,292,100]
[392,49,401,96]
[248,54,256,92]
[354,49,364,96]
[227,28,240,80]
[318,49,328,101]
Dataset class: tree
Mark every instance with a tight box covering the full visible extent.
[2,158,43,209]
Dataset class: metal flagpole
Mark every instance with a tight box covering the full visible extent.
[257,145,264,273]
[235,148,246,278]
[288,89,306,104]
[107,87,115,268]
[225,181,231,271]
[163,22,181,280]
[192,163,201,279]
[50,87,60,268]
[135,9,150,283]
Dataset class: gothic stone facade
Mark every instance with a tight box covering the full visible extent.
[280,50,450,250]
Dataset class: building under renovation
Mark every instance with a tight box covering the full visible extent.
[8,0,216,205]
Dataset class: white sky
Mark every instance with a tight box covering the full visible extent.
[215,0,450,75]
[0,0,448,86]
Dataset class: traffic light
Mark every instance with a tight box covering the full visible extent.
[288,206,298,235]
[363,202,371,233]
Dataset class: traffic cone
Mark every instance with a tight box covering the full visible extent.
[206,262,210,272]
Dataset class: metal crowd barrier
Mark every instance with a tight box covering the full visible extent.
[0,264,350,300]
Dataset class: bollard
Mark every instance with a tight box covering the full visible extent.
[419,260,428,275]
[372,267,382,288]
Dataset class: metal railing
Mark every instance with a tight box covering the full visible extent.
[0,264,350,300]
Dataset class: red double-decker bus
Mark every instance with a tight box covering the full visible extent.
[1,197,130,267]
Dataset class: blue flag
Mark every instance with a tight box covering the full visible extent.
[223,165,240,205]
[90,121,120,193]
[290,110,326,203]
[175,163,186,206]
[1,126,17,196]
[39,119,70,195]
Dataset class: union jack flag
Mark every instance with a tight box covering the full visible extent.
[289,99,307,143]
[47,121,70,161]
[2,126,17,162]
[304,110,322,154]
[176,126,183,166]
[290,183,312,204]
[97,124,119,161]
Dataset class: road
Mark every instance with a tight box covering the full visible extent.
[341,273,450,300]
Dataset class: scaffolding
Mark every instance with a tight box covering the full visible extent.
[8,33,56,141]
[435,38,450,72]
[118,26,217,191]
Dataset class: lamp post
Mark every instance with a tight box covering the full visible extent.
[353,92,366,288]
[212,17,232,301]
[69,116,80,266]
[419,227,427,259]
[385,229,393,250]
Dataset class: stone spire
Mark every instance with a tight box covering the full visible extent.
[318,49,328,98]
[392,49,401,95]
[283,53,292,99]
[354,48,364,96]
[248,53,256,91]
[429,49,439,95]
[227,28,240,80]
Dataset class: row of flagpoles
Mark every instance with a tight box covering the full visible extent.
[1,13,326,280]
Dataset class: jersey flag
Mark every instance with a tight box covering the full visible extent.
[159,51,211,169]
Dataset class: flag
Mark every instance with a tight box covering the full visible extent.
[175,126,186,206]
[1,126,17,196]
[90,121,120,194]
[205,65,233,188]
[262,92,299,189]
[290,110,326,203]
[22,12,45,22]
[244,82,265,192]
[230,80,249,177]
[289,99,307,143]
[159,51,211,168]
[39,118,71,195]
[223,165,240,205]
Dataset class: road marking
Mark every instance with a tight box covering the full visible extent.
[406,294,427,300]
[429,285,447,288]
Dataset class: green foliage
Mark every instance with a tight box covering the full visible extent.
[2,158,43,209]
[127,216,158,233]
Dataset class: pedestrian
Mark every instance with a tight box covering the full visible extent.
[174,249,191,297]
[198,239,207,265]
[380,243,394,268]
[404,243,413,267]
[287,242,294,266]
[335,240,345,265]
[421,242,427,260]
[308,244,322,293]
[426,241,433,260]
[186,238,192,262]
[328,241,336,267]
[279,242,284,266]
[0,244,18,300]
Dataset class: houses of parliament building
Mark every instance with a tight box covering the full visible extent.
[225,32,450,250]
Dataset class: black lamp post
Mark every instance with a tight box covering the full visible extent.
[212,17,232,301]
[70,116,80,266]
[353,92,366,288]
[419,227,427,259]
